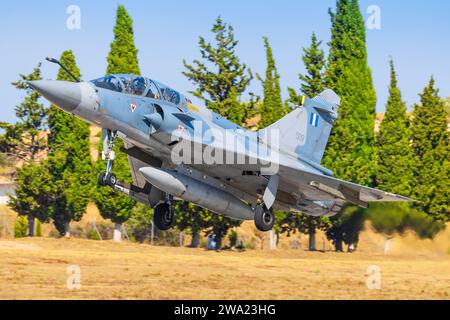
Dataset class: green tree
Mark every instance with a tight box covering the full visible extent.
[323,0,376,185]
[183,16,253,124]
[182,17,248,246]
[277,213,331,251]
[322,0,377,251]
[174,202,242,250]
[366,203,444,240]
[288,32,326,104]
[175,202,212,248]
[367,59,416,238]
[95,5,139,239]
[45,50,92,237]
[0,65,47,163]
[443,97,450,117]
[207,214,242,249]
[325,205,366,252]
[376,59,413,196]
[8,163,52,236]
[284,33,329,250]
[106,5,140,76]
[257,37,287,128]
[3,65,48,236]
[241,94,263,130]
[410,78,449,222]
[324,0,377,182]
[35,220,43,237]
[14,216,28,238]
[124,203,153,243]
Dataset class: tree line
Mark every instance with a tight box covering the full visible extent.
[1,1,448,250]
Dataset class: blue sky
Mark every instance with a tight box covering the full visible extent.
[1,0,449,123]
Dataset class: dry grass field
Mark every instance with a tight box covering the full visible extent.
[0,231,449,300]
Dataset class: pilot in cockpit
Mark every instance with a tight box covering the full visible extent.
[131,77,146,95]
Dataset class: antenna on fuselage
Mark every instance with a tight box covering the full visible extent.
[45,57,80,82]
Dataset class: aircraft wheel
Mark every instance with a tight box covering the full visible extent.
[254,205,274,232]
[98,173,106,186]
[105,173,117,187]
[153,203,174,231]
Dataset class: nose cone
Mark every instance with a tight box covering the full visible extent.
[28,80,81,112]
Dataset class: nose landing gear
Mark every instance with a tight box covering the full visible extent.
[98,129,117,187]
[98,172,117,187]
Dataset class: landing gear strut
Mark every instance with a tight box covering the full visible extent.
[254,175,278,232]
[153,194,174,231]
[98,129,117,187]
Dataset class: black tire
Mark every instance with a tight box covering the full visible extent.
[254,205,275,232]
[153,203,174,231]
[98,173,106,186]
[105,173,117,187]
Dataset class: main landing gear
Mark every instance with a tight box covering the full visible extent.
[153,194,174,231]
[254,204,275,232]
[254,175,278,232]
[98,129,117,188]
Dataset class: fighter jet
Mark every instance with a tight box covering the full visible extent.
[28,58,411,232]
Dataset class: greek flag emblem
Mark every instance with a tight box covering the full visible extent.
[310,112,319,127]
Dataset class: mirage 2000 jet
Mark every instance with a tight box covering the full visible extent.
[28,57,411,232]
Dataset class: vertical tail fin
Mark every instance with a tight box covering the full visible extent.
[259,89,340,164]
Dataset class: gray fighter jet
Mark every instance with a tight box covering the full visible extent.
[29,58,411,232]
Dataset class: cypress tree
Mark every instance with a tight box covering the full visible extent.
[366,59,416,239]
[288,32,326,104]
[46,50,92,237]
[376,59,413,196]
[183,16,253,125]
[257,37,286,128]
[323,0,377,186]
[106,5,140,76]
[95,5,139,238]
[284,33,328,251]
[322,0,377,251]
[300,33,326,97]
[411,78,449,222]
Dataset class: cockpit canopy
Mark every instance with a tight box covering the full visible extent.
[91,74,181,105]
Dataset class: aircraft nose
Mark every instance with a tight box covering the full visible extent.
[28,80,82,112]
